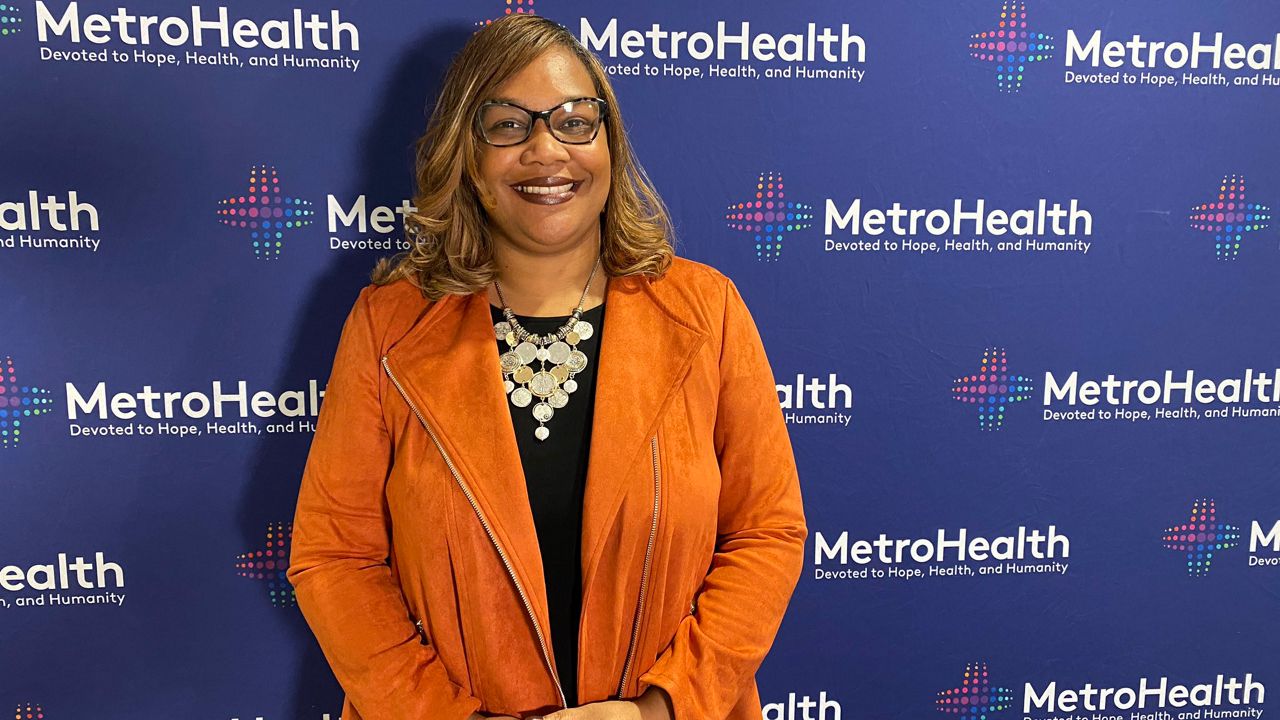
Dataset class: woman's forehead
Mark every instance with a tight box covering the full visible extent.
[489,49,596,108]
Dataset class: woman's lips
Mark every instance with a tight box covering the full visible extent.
[510,180,582,205]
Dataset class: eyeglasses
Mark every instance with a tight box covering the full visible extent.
[475,97,608,147]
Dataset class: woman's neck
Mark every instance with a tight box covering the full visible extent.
[486,236,607,315]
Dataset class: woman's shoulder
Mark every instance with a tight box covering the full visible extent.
[358,277,431,316]
[654,255,734,301]
[349,277,434,350]
[644,255,743,338]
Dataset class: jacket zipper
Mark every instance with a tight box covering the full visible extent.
[615,433,661,698]
[382,355,567,708]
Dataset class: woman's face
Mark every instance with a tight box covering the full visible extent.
[474,47,612,255]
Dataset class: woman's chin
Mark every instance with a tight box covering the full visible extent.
[508,221,601,248]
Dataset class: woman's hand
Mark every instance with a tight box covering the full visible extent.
[468,714,519,720]
[537,700,641,720]
[539,686,673,720]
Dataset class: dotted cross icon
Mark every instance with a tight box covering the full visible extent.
[969,1,1056,92]
[724,171,814,262]
[952,348,1035,431]
[0,4,22,37]
[1162,499,1240,577]
[0,356,55,449]
[936,662,1013,719]
[477,0,534,27]
[1188,174,1272,260]
[236,521,297,607]
[215,164,315,260]
[14,703,44,720]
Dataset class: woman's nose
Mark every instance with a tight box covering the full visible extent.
[521,120,572,164]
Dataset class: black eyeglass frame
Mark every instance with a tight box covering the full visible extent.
[474,96,609,147]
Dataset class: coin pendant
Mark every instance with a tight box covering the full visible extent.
[547,341,571,364]
[503,379,515,394]
[511,387,532,407]
[573,320,593,340]
[500,352,522,373]
[551,365,570,383]
[534,425,550,441]
[566,331,580,344]
[565,350,588,372]
[548,388,569,408]
[505,331,517,346]
[515,341,538,364]
[532,402,553,422]
[494,321,511,340]
[564,378,578,393]
[530,371,557,397]
[536,347,550,362]
[513,366,534,384]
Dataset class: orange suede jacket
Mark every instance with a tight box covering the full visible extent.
[287,256,808,720]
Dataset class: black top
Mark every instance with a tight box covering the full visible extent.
[490,301,606,708]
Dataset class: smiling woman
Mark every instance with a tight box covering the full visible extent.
[288,13,807,720]
[369,15,673,304]
[472,54,613,253]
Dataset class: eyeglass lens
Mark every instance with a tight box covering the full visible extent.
[479,100,603,145]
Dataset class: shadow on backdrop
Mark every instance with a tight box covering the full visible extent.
[238,23,473,716]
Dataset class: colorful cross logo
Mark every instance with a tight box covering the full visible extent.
[724,171,814,262]
[1,356,55,449]
[1188,175,1272,260]
[477,0,535,27]
[235,521,296,608]
[1161,499,1241,577]
[215,164,315,260]
[952,348,1035,431]
[936,662,1013,719]
[0,4,22,37]
[968,1,1056,92]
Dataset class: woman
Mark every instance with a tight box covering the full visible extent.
[287,14,806,720]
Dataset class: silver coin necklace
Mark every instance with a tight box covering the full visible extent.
[493,255,602,441]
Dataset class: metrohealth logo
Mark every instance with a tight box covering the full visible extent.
[936,662,1013,719]
[968,1,1056,92]
[1,356,55,449]
[724,171,814,261]
[951,348,1036,430]
[235,521,296,608]
[1188,175,1272,261]
[214,164,315,260]
[1161,498,1241,577]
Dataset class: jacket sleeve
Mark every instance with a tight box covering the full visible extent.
[638,276,809,719]
[287,285,483,720]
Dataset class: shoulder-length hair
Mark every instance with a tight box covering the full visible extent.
[371,14,675,298]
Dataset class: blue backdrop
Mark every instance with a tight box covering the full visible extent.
[3,1,1280,718]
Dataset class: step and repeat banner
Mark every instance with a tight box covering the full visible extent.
[3,0,1280,717]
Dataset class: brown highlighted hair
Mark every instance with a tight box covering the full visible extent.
[371,14,675,298]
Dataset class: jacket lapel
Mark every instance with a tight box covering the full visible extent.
[579,274,707,605]
[382,288,547,623]
[382,272,708,671]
